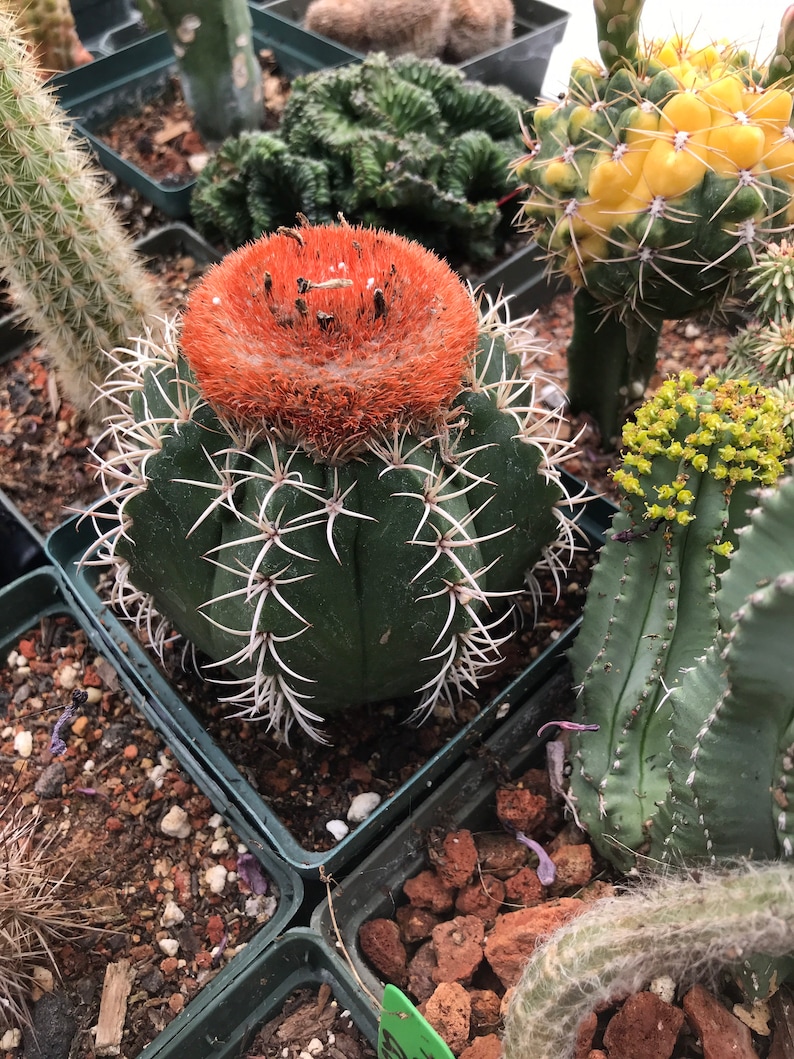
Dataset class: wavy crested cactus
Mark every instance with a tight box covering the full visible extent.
[0,9,165,423]
[9,0,92,72]
[85,223,577,740]
[502,862,794,1059]
[567,372,790,869]
[514,1,794,445]
[191,53,528,265]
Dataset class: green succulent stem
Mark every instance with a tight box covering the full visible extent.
[763,4,794,88]
[594,0,645,72]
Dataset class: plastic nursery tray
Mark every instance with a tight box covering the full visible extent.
[0,491,46,588]
[261,0,570,101]
[309,663,575,1005]
[137,928,379,1057]
[45,475,614,880]
[48,7,360,218]
[0,566,303,929]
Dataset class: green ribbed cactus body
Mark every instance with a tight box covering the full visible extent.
[568,374,790,868]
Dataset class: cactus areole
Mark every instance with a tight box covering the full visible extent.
[89,225,574,739]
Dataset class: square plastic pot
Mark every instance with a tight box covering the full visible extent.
[135,927,379,1057]
[259,0,570,100]
[48,9,359,218]
[308,663,575,1005]
[44,475,615,879]
[71,0,135,58]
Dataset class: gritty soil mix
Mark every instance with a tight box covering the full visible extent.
[244,985,377,1059]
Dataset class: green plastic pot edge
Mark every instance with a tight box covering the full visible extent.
[45,474,615,879]
[307,665,576,1003]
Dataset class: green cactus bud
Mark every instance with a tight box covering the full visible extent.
[0,8,165,424]
[86,224,577,741]
[502,861,794,1059]
[568,373,790,869]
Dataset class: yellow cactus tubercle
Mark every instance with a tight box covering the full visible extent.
[762,128,794,182]
[708,121,767,175]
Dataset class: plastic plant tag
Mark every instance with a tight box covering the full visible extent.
[378,984,456,1059]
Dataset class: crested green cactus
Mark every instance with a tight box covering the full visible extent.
[0,8,165,423]
[502,861,794,1059]
[191,53,528,265]
[514,1,794,445]
[85,223,577,740]
[567,372,790,870]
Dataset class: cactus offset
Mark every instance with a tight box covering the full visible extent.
[515,2,794,445]
[567,373,790,869]
[502,862,794,1059]
[85,223,577,741]
[0,9,165,423]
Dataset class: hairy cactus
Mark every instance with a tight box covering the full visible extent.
[502,861,794,1059]
[514,2,794,445]
[567,372,790,869]
[445,0,513,63]
[150,0,262,147]
[0,9,165,423]
[191,53,528,266]
[85,223,577,740]
[9,0,92,73]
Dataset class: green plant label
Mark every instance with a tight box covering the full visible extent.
[378,984,456,1059]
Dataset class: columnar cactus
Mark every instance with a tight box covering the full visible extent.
[567,372,790,869]
[502,861,794,1059]
[514,0,794,445]
[86,223,577,740]
[0,8,165,423]
[190,53,528,265]
[10,0,92,72]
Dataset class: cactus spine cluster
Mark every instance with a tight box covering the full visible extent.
[9,0,92,72]
[190,53,528,265]
[303,0,513,63]
[567,372,790,869]
[0,8,165,423]
[514,0,794,445]
[86,223,577,740]
[502,862,794,1059]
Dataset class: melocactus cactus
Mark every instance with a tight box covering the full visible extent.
[87,223,576,740]
[567,372,790,868]
[514,0,794,445]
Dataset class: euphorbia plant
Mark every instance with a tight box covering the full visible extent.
[86,223,577,740]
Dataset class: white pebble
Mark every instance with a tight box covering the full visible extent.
[160,900,185,927]
[158,938,179,957]
[1,1029,21,1049]
[649,975,676,1004]
[326,819,350,842]
[208,813,223,828]
[160,805,192,839]
[148,764,167,789]
[347,792,381,824]
[540,382,568,410]
[85,687,103,706]
[58,664,78,690]
[205,864,228,894]
[14,730,33,758]
[6,651,18,668]
[306,1038,324,1056]
[210,836,230,855]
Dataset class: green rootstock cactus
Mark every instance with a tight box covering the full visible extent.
[502,862,794,1059]
[86,224,577,740]
[567,372,790,869]
[514,0,794,445]
[191,53,528,265]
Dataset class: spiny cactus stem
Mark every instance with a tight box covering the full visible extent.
[764,4,794,88]
[566,289,660,447]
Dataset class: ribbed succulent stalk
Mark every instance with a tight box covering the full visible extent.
[515,2,794,445]
[502,862,794,1059]
[86,223,577,741]
[153,0,262,147]
[568,373,790,869]
[0,9,165,423]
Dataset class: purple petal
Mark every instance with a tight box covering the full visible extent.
[514,831,556,886]
[237,852,269,894]
[537,720,600,738]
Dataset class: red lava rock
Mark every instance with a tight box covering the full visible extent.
[431,830,479,889]
[455,875,506,922]
[602,991,685,1059]
[503,867,544,908]
[470,989,501,1036]
[168,993,185,1015]
[431,915,485,984]
[17,638,36,660]
[683,984,760,1059]
[105,816,123,832]
[82,665,103,687]
[407,940,438,1003]
[459,1034,502,1059]
[348,763,372,783]
[396,904,440,943]
[549,844,594,895]
[358,918,408,987]
[424,982,472,1056]
[574,1011,598,1059]
[474,833,527,879]
[205,914,225,947]
[495,788,548,834]
[159,957,178,976]
[404,869,456,913]
[194,951,213,970]
[484,899,587,989]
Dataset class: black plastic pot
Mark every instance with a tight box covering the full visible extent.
[72,0,136,58]
[44,476,614,879]
[259,0,570,100]
[0,492,45,588]
[478,240,567,318]
[49,9,359,217]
